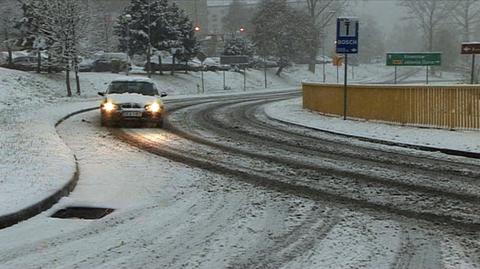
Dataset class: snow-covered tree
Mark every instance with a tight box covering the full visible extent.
[251,0,316,75]
[223,35,254,56]
[173,5,200,74]
[115,0,198,75]
[17,0,88,96]
[15,0,51,73]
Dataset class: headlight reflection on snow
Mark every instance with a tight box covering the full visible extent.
[133,130,172,144]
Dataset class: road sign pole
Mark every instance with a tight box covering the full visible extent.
[471,54,476,84]
[336,17,358,119]
[394,66,397,84]
[426,66,429,84]
[343,53,348,120]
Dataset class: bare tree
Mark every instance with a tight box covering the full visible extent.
[67,0,89,95]
[399,0,458,52]
[451,0,480,42]
[305,0,346,73]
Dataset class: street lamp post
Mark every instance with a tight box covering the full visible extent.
[124,14,132,76]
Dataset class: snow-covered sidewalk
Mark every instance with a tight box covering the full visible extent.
[264,97,480,155]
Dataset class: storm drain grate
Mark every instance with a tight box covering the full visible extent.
[51,207,114,220]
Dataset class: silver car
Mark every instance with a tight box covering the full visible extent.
[98,78,167,128]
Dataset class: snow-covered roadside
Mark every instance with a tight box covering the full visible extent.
[0,64,322,221]
[0,68,99,218]
[264,97,480,154]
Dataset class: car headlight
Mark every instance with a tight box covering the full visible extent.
[147,102,161,113]
[103,102,116,112]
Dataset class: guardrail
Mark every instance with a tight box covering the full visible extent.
[303,82,480,130]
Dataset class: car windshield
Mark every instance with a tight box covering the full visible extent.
[108,81,158,96]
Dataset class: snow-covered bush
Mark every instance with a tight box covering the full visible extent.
[223,36,254,56]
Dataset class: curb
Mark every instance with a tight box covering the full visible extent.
[264,112,480,160]
[0,107,98,230]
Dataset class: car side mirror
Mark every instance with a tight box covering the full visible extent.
[160,92,168,97]
[98,92,105,96]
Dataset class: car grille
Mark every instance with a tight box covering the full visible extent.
[119,103,143,109]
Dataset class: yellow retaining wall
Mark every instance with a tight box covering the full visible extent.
[303,82,480,130]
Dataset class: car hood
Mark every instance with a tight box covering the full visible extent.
[105,93,162,106]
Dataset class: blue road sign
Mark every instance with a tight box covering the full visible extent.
[336,18,359,54]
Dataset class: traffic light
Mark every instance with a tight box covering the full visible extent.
[194,26,201,32]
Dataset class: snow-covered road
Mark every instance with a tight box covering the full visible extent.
[0,100,444,269]
[4,91,479,268]
[0,91,478,268]
[0,66,477,268]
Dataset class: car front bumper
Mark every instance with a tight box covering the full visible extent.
[101,110,164,123]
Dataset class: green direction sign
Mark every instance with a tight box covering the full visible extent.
[386,53,442,66]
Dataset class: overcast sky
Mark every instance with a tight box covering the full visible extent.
[354,0,404,32]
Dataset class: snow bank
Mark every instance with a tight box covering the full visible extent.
[264,97,480,154]
[0,68,100,217]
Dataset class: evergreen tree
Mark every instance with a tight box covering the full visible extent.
[115,0,198,75]
[223,35,254,56]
